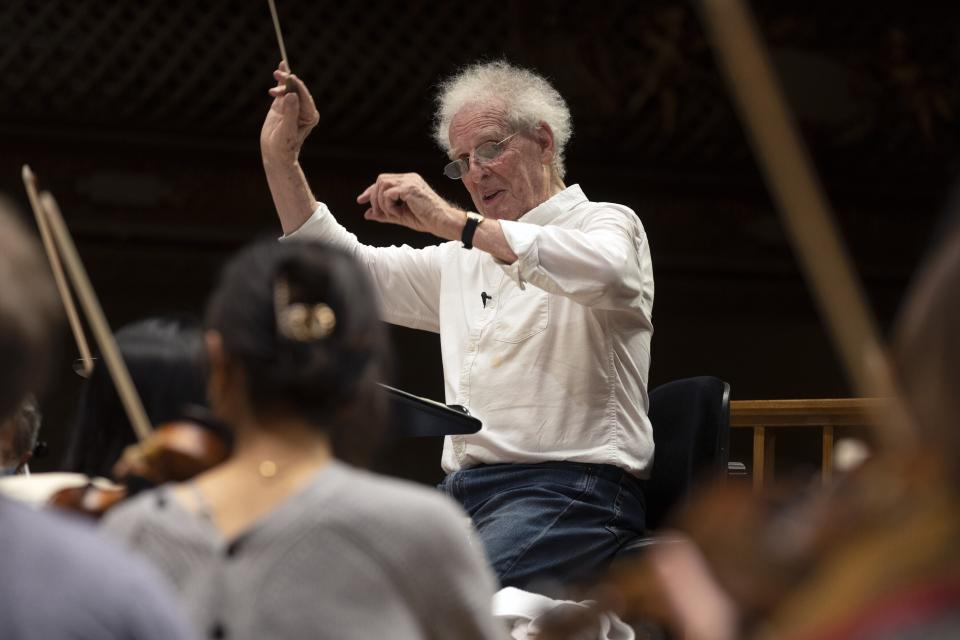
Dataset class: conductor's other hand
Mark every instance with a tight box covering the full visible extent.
[261,61,320,166]
[358,173,461,240]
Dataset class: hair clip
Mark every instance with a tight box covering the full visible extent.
[274,278,336,342]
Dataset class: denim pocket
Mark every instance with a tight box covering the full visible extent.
[604,479,646,542]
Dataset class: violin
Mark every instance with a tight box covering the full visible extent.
[110,410,233,487]
[48,407,233,518]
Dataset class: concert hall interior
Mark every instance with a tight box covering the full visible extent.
[0,1,958,638]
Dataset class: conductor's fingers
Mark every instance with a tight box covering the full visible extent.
[270,69,291,98]
[269,91,299,131]
[357,184,375,205]
[376,182,399,217]
[283,75,318,120]
[363,206,399,225]
[363,207,383,222]
[382,187,407,215]
[365,183,385,219]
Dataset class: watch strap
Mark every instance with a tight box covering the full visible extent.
[461,213,483,249]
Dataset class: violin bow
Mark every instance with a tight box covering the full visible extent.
[22,166,95,378]
[33,187,153,443]
[697,0,916,453]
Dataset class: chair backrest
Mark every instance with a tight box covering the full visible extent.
[640,376,730,530]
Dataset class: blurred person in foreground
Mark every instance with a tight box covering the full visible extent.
[740,195,960,640]
[102,238,502,640]
[262,59,654,590]
[0,196,194,640]
[607,212,960,640]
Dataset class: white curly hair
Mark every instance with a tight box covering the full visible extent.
[433,60,573,179]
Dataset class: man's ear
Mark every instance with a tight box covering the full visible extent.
[535,122,556,165]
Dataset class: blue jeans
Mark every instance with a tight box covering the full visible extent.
[439,462,646,589]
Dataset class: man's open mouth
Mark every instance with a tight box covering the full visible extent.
[482,190,505,203]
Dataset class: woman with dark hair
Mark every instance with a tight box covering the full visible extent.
[63,315,208,479]
[102,239,500,640]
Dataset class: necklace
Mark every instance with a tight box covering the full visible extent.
[258,460,279,479]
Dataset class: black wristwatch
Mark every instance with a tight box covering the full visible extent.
[461,212,485,249]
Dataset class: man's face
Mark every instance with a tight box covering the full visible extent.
[447,103,553,221]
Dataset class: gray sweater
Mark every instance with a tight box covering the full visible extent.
[102,461,503,640]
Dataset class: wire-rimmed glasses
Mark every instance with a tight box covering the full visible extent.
[443,132,518,180]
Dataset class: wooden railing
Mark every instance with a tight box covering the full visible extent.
[730,398,882,492]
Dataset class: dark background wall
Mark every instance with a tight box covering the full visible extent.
[1,1,957,482]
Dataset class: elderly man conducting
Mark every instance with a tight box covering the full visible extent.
[261,60,654,588]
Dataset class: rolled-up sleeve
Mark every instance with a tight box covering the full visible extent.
[497,206,653,316]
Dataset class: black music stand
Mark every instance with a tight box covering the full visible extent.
[380,384,482,438]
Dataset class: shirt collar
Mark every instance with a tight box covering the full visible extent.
[515,184,587,226]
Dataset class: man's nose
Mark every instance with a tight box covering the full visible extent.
[465,157,489,182]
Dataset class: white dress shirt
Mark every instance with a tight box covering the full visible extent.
[286,185,655,476]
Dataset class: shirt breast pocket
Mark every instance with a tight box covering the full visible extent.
[493,285,550,344]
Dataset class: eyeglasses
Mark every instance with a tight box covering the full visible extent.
[443,132,518,180]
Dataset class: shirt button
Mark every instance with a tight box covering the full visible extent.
[210,622,227,638]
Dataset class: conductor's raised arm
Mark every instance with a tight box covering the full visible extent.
[260,63,321,235]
